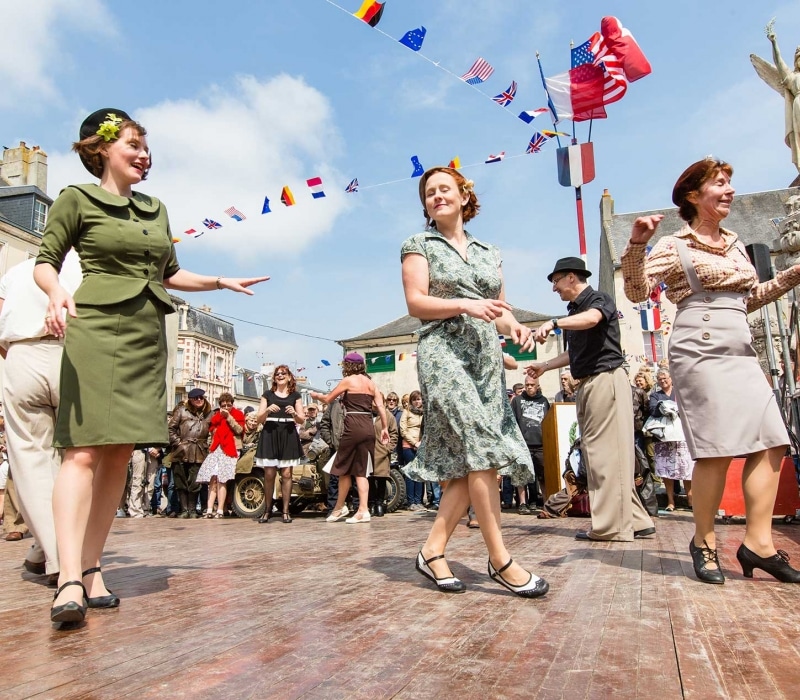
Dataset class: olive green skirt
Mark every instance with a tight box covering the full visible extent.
[55,293,169,448]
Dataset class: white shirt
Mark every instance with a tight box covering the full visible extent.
[0,250,82,349]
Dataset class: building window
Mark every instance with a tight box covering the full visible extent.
[33,200,48,233]
[215,356,224,381]
[176,348,184,368]
[366,350,395,373]
[642,331,665,363]
[199,351,209,377]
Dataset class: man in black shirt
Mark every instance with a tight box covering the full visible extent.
[527,257,654,542]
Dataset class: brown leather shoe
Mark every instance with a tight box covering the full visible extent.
[23,559,46,575]
[5,532,24,541]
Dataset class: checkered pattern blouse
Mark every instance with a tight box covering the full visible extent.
[621,223,800,313]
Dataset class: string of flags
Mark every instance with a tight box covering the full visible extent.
[178,4,651,241]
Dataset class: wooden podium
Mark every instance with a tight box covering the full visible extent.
[541,403,579,499]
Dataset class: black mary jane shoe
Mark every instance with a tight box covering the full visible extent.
[257,510,273,524]
[488,558,549,598]
[689,539,725,584]
[51,580,87,624]
[736,543,800,583]
[375,502,385,517]
[282,513,293,524]
[82,566,120,608]
[415,551,466,593]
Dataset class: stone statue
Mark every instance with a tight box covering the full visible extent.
[751,19,800,173]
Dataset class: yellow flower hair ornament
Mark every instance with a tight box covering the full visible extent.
[96,113,124,142]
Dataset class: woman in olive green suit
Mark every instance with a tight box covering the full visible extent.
[35,109,269,626]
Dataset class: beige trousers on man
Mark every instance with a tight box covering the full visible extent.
[576,366,654,542]
[127,450,158,517]
[2,339,63,572]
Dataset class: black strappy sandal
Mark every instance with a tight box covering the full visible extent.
[82,566,120,608]
[51,580,87,623]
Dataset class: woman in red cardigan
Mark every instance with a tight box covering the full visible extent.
[196,392,245,517]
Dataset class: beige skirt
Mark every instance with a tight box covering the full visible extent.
[668,292,787,459]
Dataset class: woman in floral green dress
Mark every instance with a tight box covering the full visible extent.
[401,166,549,598]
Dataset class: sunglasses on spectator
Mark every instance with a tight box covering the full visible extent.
[220,402,233,407]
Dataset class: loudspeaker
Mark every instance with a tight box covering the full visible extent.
[745,243,773,282]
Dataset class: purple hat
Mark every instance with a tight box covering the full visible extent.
[187,388,206,399]
[343,352,364,363]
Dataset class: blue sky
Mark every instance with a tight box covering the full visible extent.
[3,0,800,387]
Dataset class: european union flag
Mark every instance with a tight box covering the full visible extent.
[399,26,426,51]
[410,155,424,177]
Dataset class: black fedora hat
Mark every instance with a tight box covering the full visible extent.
[547,256,592,282]
[78,108,132,174]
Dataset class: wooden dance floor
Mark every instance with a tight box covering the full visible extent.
[1,509,799,699]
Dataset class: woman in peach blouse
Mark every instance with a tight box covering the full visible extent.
[621,157,800,585]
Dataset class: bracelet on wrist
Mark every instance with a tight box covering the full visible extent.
[215,276,223,290]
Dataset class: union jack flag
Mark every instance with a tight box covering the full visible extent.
[345,178,359,193]
[526,132,548,154]
[460,57,494,85]
[203,218,222,230]
[492,81,517,107]
[224,206,246,221]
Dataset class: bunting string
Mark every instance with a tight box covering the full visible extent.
[176,4,650,241]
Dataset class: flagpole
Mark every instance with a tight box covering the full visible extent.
[536,52,563,149]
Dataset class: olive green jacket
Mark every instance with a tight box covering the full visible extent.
[36,184,180,311]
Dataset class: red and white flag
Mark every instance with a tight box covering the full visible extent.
[545,16,650,122]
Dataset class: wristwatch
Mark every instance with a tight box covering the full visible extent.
[551,318,559,330]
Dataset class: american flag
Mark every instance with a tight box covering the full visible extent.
[345,178,359,193]
[492,81,517,106]
[526,132,548,154]
[460,57,494,85]
[203,218,222,230]
[573,34,627,106]
[224,206,246,221]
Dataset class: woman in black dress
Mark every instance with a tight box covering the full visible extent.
[255,365,305,523]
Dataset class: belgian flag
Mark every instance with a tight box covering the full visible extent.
[354,0,385,27]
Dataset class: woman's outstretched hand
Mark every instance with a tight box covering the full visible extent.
[218,276,270,295]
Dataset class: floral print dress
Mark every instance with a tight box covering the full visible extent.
[400,229,534,486]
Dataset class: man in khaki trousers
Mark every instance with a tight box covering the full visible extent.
[528,257,655,542]
[0,253,82,577]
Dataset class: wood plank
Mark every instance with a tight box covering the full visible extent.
[0,509,799,698]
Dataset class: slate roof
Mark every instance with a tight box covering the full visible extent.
[604,187,800,268]
[170,295,237,346]
[0,185,50,201]
[339,306,553,344]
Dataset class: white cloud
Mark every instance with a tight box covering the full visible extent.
[48,74,352,258]
[0,0,116,108]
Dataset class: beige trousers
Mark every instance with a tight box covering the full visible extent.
[2,339,63,571]
[576,367,654,541]
[127,450,158,517]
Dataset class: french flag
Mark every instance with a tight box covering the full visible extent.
[556,143,596,188]
[640,303,661,332]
